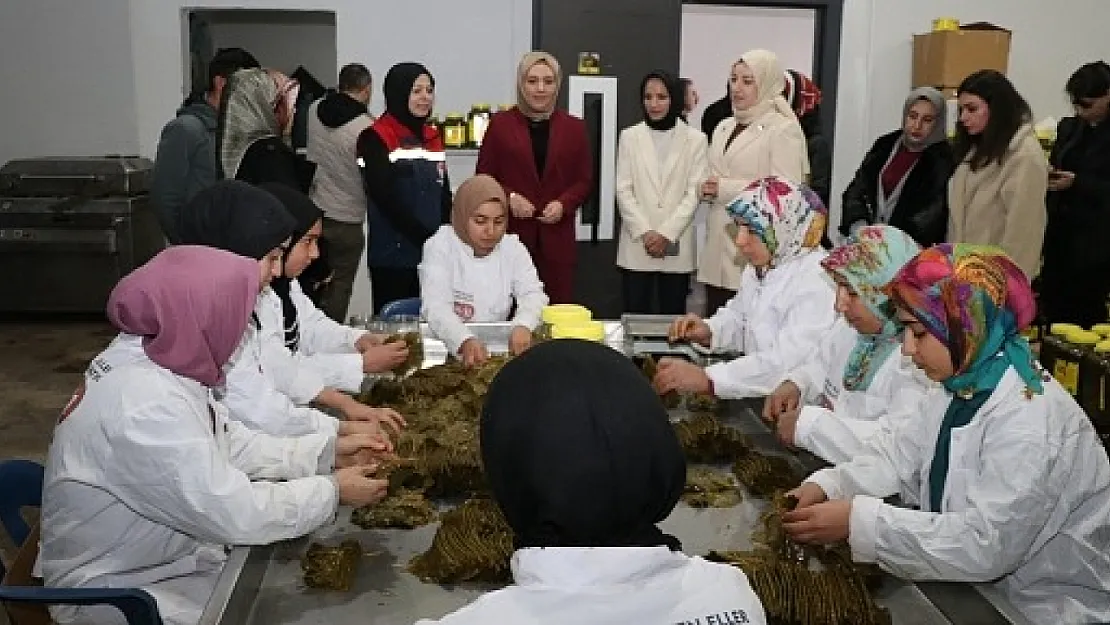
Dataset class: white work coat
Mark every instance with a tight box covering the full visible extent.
[705,250,836,399]
[784,317,932,464]
[418,225,548,355]
[39,334,339,625]
[222,318,340,437]
[615,120,708,273]
[415,547,767,625]
[258,281,366,397]
[806,367,1110,624]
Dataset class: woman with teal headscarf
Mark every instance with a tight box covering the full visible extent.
[763,225,932,464]
[781,244,1110,625]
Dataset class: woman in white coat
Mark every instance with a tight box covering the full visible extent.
[615,70,708,314]
[417,339,766,625]
[783,245,1110,624]
[763,225,932,464]
[698,49,808,316]
[418,174,548,367]
[655,176,836,399]
[40,246,389,625]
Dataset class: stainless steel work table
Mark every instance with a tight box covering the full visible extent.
[198,319,1033,625]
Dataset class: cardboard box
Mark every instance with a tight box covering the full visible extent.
[912,22,1011,89]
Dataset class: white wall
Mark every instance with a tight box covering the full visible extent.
[200,10,338,86]
[0,0,139,164]
[679,5,816,132]
[830,0,1109,235]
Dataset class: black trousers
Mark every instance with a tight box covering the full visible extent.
[370,267,421,316]
[704,285,737,318]
[621,269,691,315]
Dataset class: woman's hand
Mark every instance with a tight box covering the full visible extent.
[335,431,391,467]
[335,465,389,507]
[508,192,536,219]
[354,332,384,353]
[359,340,410,374]
[539,200,564,224]
[1048,169,1075,191]
[775,408,801,450]
[643,230,669,258]
[509,326,533,356]
[763,380,801,424]
[340,405,406,439]
[653,358,712,395]
[667,313,712,347]
[785,482,828,509]
[459,337,489,368]
[336,419,392,454]
[782,500,852,545]
[701,176,719,199]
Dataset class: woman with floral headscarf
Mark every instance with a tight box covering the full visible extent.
[783,245,1110,625]
[217,68,303,191]
[697,50,809,316]
[654,176,835,400]
[763,225,932,464]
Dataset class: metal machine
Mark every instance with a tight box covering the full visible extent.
[0,156,164,313]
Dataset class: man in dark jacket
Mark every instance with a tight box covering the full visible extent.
[151,47,259,242]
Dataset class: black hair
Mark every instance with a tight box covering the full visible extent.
[207,48,260,93]
[1065,61,1110,102]
[953,70,1032,171]
[338,63,372,92]
[679,78,693,91]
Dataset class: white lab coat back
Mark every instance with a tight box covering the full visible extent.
[418,226,548,354]
[257,281,366,395]
[697,111,808,291]
[39,334,338,625]
[704,250,837,399]
[786,318,934,464]
[808,368,1110,624]
[615,121,708,273]
[416,547,767,625]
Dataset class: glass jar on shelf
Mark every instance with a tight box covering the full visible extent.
[467,104,492,148]
[443,113,467,149]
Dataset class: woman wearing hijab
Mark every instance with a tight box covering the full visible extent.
[783,70,831,210]
[615,70,708,315]
[418,175,548,367]
[417,339,767,625]
[217,67,303,191]
[357,62,451,314]
[476,51,593,304]
[697,50,808,316]
[840,87,954,248]
[176,181,397,440]
[655,176,835,399]
[783,245,1110,624]
[254,183,410,426]
[763,225,931,464]
[39,246,388,625]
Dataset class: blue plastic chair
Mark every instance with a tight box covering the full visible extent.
[0,459,164,625]
[378,297,422,321]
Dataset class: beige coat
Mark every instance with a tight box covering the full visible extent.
[948,124,1048,278]
[696,111,808,290]
[615,120,708,273]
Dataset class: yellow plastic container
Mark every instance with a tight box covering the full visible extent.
[551,321,605,342]
[541,304,592,325]
[1069,329,1101,346]
[1050,323,1084,337]
[1092,324,1110,338]
[932,17,959,32]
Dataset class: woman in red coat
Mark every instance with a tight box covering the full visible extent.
[476,51,593,303]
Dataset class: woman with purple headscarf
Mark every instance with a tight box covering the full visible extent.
[39,246,389,625]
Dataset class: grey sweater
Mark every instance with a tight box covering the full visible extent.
[150,97,218,242]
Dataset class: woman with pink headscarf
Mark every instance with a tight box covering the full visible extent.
[39,246,389,625]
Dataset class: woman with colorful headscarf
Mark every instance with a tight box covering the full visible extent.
[39,246,387,625]
[476,51,593,303]
[217,67,303,191]
[655,176,835,399]
[418,174,548,366]
[783,245,1110,624]
[615,70,708,314]
[763,225,932,464]
[697,50,809,316]
[418,339,767,625]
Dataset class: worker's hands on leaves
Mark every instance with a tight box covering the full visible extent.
[335,432,391,467]
[785,482,828,509]
[643,230,669,258]
[782,500,852,545]
[335,465,389,507]
[354,332,385,353]
[775,408,800,450]
[508,326,533,356]
[508,192,536,219]
[763,380,801,424]
[360,340,409,374]
[667,313,712,347]
[337,419,393,452]
[654,358,711,395]
[538,200,564,224]
[459,337,489,368]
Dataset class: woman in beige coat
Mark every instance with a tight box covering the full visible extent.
[948,70,1048,278]
[698,50,809,315]
[616,70,708,314]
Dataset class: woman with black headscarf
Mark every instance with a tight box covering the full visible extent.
[615,70,708,315]
[417,339,767,625]
[357,62,452,314]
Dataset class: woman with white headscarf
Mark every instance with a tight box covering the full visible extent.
[840,87,955,248]
[697,50,808,316]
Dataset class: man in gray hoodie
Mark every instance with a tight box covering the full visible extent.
[151,47,259,243]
